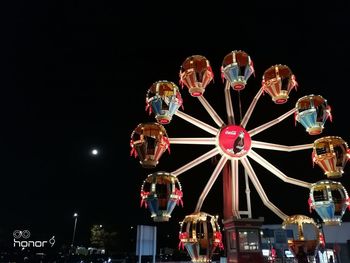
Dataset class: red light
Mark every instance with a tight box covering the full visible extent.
[231,231,236,240]
[309,130,321,135]
[275,98,287,104]
[233,84,245,90]
[159,119,170,124]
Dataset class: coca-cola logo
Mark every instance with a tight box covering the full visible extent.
[218,125,251,158]
[224,130,236,135]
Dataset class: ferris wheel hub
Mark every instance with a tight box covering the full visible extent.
[217,125,251,158]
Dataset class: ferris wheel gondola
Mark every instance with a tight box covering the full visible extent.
[221,50,255,91]
[179,55,214,97]
[178,212,223,263]
[261,64,298,104]
[309,180,350,225]
[140,171,183,222]
[146,80,183,124]
[130,122,170,168]
[282,215,320,259]
[312,136,350,178]
[295,95,332,135]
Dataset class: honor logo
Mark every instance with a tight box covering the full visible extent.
[13,230,55,248]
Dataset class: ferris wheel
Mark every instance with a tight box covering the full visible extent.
[130,51,350,263]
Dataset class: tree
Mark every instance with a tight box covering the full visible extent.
[90,225,105,248]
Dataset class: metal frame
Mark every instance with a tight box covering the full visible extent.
[169,82,313,220]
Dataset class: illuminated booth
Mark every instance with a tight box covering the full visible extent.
[140,171,183,222]
[295,95,332,135]
[130,122,170,168]
[179,55,214,97]
[282,215,320,259]
[223,217,265,263]
[221,50,255,91]
[146,80,183,124]
[261,64,298,104]
[309,180,350,225]
[178,212,223,262]
[312,136,349,178]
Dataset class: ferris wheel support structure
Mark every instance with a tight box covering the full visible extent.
[248,150,311,188]
[171,148,220,177]
[197,95,225,127]
[195,155,228,212]
[169,137,216,145]
[241,157,288,220]
[224,81,235,125]
[175,111,218,135]
[248,108,297,137]
[241,88,264,128]
[251,140,313,152]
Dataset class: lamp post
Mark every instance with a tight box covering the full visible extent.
[71,212,78,248]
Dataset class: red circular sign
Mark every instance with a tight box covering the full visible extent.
[218,125,251,157]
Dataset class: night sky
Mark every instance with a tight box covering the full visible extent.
[1,0,350,251]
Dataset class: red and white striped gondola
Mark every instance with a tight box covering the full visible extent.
[179,55,214,97]
[130,122,170,168]
[261,64,298,104]
[312,136,349,178]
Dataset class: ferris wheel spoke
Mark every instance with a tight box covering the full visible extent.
[169,137,217,145]
[195,155,228,212]
[248,108,297,137]
[175,110,218,135]
[224,81,235,125]
[240,157,288,221]
[243,167,253,218]
[251,140,313,152]
[230,160,240,218]
[197,96,225,127]
[248,149,312,188]
[241,88,263,128]
[171,148,219,177]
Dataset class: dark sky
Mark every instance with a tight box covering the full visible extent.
[1,0,350,250]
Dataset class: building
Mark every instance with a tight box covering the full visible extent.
[261,222,350,262]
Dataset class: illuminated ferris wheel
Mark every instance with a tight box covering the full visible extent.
[130,51,350,263]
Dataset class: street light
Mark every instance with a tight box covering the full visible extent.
[71,212,78,248]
